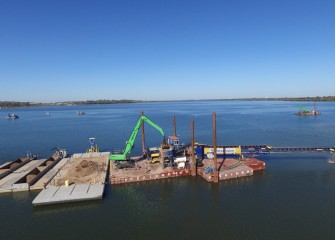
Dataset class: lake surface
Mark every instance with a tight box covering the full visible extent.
[1,101,335,240]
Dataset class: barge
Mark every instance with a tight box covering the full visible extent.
[0,156,35,180]
[295,102,321,116]
[32,152,109,206]
[0,152,63,193]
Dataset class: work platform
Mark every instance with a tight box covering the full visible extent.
[198,158,265,183]
[110,156,192,185]
[110,155,266,185]
[111,167,191,184]
[33,152,109,206]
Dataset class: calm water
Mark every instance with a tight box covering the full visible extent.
[1,101,335,240]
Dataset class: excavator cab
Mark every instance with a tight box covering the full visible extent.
[167,136,180,149]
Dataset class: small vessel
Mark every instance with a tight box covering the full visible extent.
[295,109,320,116]
[5,113,19,119]
[45,112,51,116]
[76,111,85,115]
[295,102,320,116]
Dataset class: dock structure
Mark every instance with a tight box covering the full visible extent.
[0,153,64,193]
[33,152,109,206]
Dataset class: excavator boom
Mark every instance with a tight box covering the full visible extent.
[110,115,165,161]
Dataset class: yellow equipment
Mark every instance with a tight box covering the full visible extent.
[86,138,100,153]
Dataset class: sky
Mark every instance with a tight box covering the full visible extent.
[0,0,334,102]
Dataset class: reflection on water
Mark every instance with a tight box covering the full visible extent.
[33,199,104,216]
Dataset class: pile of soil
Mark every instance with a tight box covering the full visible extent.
[53,156,107,186]
[10,163,19,169]
[75,160,98,178]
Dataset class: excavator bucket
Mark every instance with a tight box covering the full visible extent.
[161,137,170,149]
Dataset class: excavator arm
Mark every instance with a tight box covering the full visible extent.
[110,115,165,161]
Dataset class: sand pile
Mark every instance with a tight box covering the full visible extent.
[74,160,98,177]
[53,155,108,185]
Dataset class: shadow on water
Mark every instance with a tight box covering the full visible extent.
[33,199,104,215]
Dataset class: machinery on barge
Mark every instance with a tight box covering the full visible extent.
[109,115,170,166]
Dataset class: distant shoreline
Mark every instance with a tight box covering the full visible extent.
[0,99,142,108]
[1,96,335,108]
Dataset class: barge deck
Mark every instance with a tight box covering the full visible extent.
[33,152,109,206]
[0,157,33,180]
[0,153,63,193]
[110,156,265,185]
[198,158,265,182]
[0,160,47,193]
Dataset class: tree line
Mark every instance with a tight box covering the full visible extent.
[0,101,42,108]
[234,96,335,102]
[0,99,141,108]
[1,96,335,108]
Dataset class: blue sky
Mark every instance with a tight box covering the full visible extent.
[1,0,334,102]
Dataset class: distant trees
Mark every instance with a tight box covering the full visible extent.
[279,96,335,102]
[0,99,142,108]
[1,96,335,108]
[85,99,142,104]
[59,99,142,105]
[235,96,335,102]
[0,101,34,108]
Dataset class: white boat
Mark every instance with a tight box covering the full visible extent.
[6,113,19,119]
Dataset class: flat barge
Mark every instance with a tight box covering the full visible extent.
[110,157,191,185]
[198,157,265,183]
[109,156,265,185]
[33,152,109,206]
